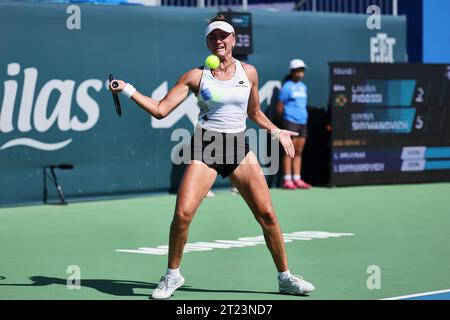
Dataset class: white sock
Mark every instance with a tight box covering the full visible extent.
[166,267,181,278]
[278,270,291,280]
[284,175,292,181]
[293,175,301,180]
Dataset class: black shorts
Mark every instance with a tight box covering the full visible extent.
[282,119,307,138]
[190,127,250,178]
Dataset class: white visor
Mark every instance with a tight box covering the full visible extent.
[205,21,235,37]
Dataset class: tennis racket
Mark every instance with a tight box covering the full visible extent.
[109,74,122,117]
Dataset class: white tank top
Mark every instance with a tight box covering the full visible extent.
[197,59,251,133]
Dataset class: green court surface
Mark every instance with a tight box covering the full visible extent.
[1,183,449,300]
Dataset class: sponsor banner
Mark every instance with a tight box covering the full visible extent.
[0,4,407,205]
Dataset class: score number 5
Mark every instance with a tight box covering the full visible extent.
[415,115,424,130]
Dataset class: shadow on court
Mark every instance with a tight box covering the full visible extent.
[0,276,296,298]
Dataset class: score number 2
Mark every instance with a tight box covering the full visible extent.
[415,87,425,103]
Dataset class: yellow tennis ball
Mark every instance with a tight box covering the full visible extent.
[205,55,220,70]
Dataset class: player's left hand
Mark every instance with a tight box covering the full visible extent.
[279,130,299,158]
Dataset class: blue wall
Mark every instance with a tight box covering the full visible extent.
[423,0,450,63]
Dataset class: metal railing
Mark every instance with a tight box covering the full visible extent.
[294,0,398,15]
[0,0,248,10]
[0,0,398,14]
[148,0,247,9]
[138,0,398,14]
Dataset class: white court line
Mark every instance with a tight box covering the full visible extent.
[381,289,450,300]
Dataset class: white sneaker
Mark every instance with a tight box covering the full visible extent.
[151,275,185,299]
[205,190,215,198]
[230,186,239,195]
[278,274,315,295]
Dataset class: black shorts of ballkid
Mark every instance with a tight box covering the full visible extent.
[282,119,308,138]
[190,127,250,178]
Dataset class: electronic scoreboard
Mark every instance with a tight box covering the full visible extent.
[330,63,450,185]
[218,11,252,55]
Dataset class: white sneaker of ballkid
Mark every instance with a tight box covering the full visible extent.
[278,274,315,295]
[151,275,185,300]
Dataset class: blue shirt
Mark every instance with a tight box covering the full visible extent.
[278,80,308,125]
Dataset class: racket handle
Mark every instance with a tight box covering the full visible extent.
[109,74,122,117]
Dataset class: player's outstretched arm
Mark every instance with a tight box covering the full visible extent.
[109,70,197,119]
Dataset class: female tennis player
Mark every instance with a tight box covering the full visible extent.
[109,15,315,299]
